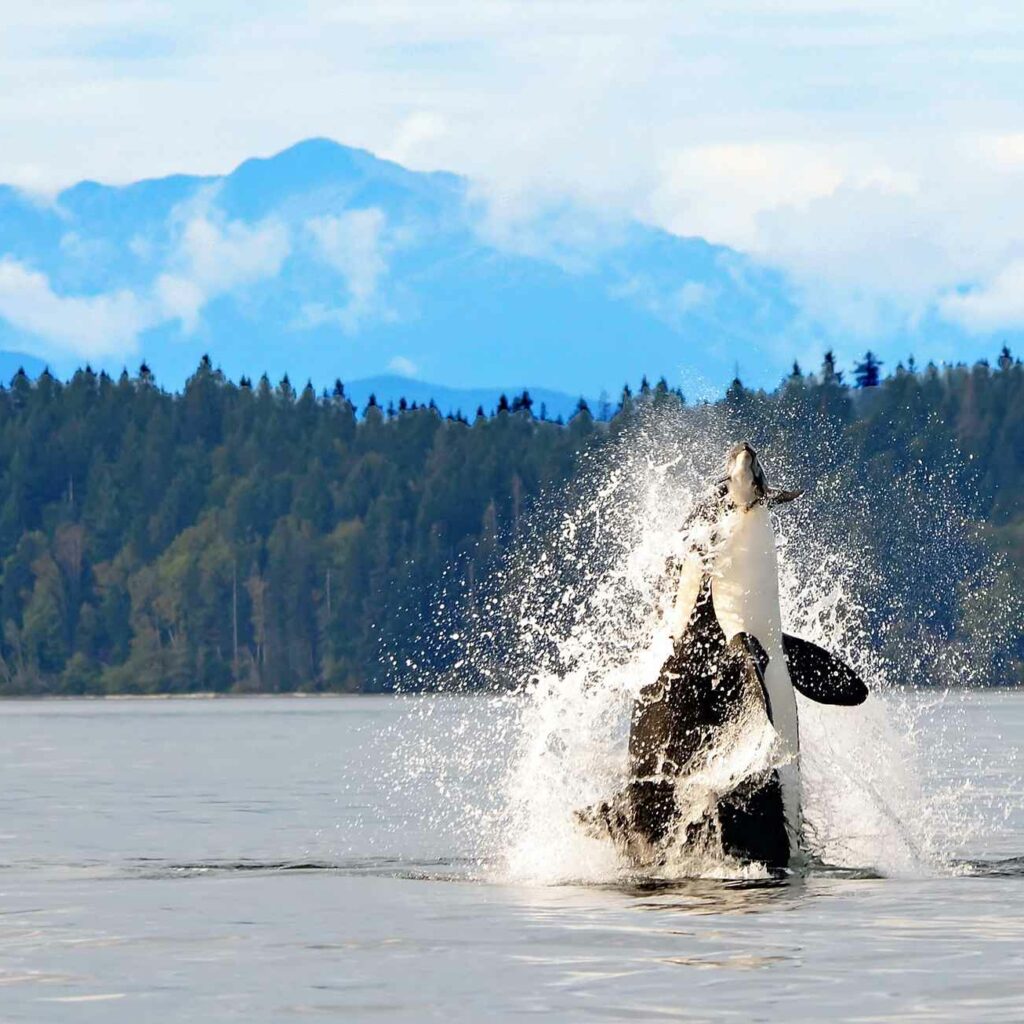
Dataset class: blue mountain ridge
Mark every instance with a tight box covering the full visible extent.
[0,355,588,422]
[340,375,591,422]
[0,138,1014,395]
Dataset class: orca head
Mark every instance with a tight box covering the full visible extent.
[720,442,803,509]
[722,441,767,507]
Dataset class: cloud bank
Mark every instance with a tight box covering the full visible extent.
[941,260,1024,332]
[0,201,292,361]
[0,259,149,360]
[3,2,1024,353]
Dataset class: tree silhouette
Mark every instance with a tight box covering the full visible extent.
[854,351,884,388]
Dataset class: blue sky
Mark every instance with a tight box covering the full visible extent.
[2,2,1024,383]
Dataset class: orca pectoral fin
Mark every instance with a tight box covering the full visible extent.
[767,487,803,507]
[782,634,868,706]
[727,632,773,722]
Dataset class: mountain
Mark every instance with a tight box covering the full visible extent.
[0,138,802,395]
[339,375,587,421]
[0,347,584,421]
[1,137,1005,396]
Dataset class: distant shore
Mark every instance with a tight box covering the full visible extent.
[0,691,377,701]
[0,684,1020,702]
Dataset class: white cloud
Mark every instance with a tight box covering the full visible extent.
[940,260,1024,332]
[383,112,448,167]
[675,280,712,313]
[174,212,290,296]
[156,204,290,330]
[471,186,632,273]
[976,133,1024,170]
[154,273,205,332]
[2,2,1024,348]
[58,231,111,264]
[306,208,390,331]
[152,196,290,329]
[609,274,716,327]
[648,143,846,251]
[0,199,291,357]
[0,257,151,359]
[388,355,418,377]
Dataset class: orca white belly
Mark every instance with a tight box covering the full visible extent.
[711,504,802,851]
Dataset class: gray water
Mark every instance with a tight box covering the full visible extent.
[1,691,1022,1022]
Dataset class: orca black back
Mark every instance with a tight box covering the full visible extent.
[624,574,791,868]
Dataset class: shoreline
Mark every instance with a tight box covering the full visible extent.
[0,684,1020,702]
[0,691,377,701]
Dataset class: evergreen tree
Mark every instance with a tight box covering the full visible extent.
[0,351,1018,694]
[511,390,534,416]
[854,351,884,388]
[817,350,851,423]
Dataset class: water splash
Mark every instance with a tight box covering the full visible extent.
[380,402,1019,884]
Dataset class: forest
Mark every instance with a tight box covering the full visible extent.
[0,347,1021,695]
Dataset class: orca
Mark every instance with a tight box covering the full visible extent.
[579,442,868,871]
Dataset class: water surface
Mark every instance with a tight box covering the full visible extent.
[1,692,1022,1022]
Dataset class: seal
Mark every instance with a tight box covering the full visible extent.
[579,442,867,871]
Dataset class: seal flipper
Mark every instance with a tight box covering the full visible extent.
[781,634,868,706]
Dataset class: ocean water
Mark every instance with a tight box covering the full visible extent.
[0,691,1022,1023]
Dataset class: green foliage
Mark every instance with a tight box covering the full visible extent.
[0,350,1020,694]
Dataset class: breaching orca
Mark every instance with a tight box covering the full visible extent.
[579,442,867,871]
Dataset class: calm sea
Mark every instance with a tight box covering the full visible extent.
[0,691,1022,1022]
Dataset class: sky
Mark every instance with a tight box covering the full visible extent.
[3,1,1024,368]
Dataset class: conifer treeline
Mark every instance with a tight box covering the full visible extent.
[0,348,1020,694]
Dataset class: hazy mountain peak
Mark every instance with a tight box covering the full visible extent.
[0,135,917,395]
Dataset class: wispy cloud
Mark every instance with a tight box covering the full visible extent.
[0,258,150,360]
[158,206,291,329]
[648,143,847,252]
[609,274,716,328]
[305,208,392,332]
[940,260,1024,332]
[382,112,448,167]
[0,194,292,360]
[388,355,418,377]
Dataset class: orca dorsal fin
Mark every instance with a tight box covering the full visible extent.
[782,634,868,706]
